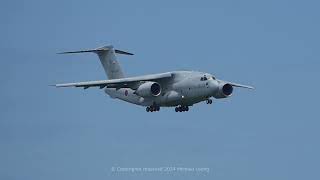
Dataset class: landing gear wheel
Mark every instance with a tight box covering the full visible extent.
[175,106,189,112]
[146,105,160,112]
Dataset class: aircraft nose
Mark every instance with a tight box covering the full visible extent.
[208,79,219,93]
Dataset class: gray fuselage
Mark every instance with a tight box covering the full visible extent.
[104,71,221,107]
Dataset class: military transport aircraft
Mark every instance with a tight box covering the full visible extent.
[54,45,254,112]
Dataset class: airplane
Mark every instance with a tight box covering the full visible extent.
[54,45,254,112]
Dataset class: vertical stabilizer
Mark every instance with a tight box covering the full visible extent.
[58,45,134,79]
[96,45,124,79]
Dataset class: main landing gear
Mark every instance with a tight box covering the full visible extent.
[175,106,189,112]
[206,99,213,104]
[146,105,160,112]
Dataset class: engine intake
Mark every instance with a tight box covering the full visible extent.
[135,82,162,97]
[222,83,233,96]
[215,83,233,98]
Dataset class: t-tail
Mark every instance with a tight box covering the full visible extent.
[58,45,133,79]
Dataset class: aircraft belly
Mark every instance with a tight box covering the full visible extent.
[169,81,210,106]
[104,84,211,107]
[104,88,153,106]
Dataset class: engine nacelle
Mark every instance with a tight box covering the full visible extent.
[215,82,233,98]
[135,82,162,97]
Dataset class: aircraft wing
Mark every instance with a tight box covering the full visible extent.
[228,82,254,89]
[218,80,255,89]
[53,72,173,89]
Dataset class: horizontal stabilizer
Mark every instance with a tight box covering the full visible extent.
[115,49,134,55]
[57,46,134,55]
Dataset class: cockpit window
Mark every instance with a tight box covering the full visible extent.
[200,76,208,81]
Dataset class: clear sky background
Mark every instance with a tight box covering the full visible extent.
[1,0,319,179]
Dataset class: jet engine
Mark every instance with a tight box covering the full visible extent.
[135,81,162,97]
[215,82,233,98]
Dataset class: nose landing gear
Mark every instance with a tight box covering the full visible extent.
[175,106,189,112]
[206,99,213,104]
[146,105,160,112]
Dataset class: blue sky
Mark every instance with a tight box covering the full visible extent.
[1,0,319,179]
